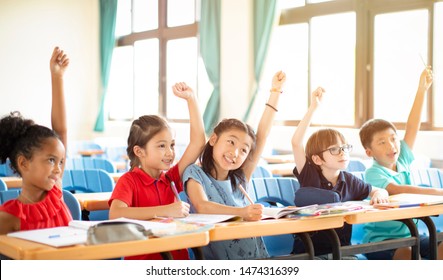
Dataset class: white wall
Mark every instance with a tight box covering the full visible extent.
[0,0,99,140]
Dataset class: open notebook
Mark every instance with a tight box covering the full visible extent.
[7,218,176,247]
[373,193,443,209]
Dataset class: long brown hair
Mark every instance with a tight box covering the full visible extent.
[126,115,171,170]
[200,118,256,191]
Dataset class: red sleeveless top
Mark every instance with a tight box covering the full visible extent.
[0,186,72,230]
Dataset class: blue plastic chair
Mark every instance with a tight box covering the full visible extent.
[65,157,116,173]
[0,159,15,177]
[62,169,114,221]
[251,165,273,179]
[0,178,7,191]
[249,177,300,257]
[62,189,82,220]
[0,189,21,204]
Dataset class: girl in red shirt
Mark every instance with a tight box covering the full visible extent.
[0,47,71,235]
[109,82,206,260]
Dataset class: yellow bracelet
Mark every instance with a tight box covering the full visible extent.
[270,88,283,94]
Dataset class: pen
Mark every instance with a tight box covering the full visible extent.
[238,184,254,205]
[419,53,432,74]
[48,234,61,239]
[170,181,181,202]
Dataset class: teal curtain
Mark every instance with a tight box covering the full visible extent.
[200,0,221,135]
[94,0,118,132]
[243,0,277,121]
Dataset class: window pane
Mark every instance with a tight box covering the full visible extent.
[310,12,356,125]
[434,3,443,127]
[107,46,134,120]
[167,0,195,27]
[133,0,158,32]
[264,23,308,121]
[134,39,159,118]
[373,10,428,122]
[166,37,198,119]
[115,0,131,37]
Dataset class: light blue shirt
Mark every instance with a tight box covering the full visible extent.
[363,140,415,243]
[182,164,269,260]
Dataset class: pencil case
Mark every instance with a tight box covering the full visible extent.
[87,221,153,245]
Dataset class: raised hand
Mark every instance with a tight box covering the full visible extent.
[50,47,69,77]
[418,66,433,91]
[310,87,325,109]
[271,70,286,93]
[172,82,194,100]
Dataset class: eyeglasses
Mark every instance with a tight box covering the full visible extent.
[320,144,353,155]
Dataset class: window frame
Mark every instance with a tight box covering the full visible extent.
[112,0,198,123]
[278,0,441,130]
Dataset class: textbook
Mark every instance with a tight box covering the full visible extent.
[373,193,443,209]
[286,201,369,218]
[261,205,320,219]
[176,213,241,224]
[7,217,177,247]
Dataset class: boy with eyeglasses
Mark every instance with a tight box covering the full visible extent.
[359,67,443,260]
[290,87,388,259]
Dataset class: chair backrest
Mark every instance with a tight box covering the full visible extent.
[294,187,341,207]
[0,189,21,205]
[62,189,82,220]
[346,159,367,172]
[249,177,300,207]
[0,178,7,191]
[410,168,443,188]
[251,165,273,178]
[65,158,116,173]
[0,159,15,177]
[62,169,115,193]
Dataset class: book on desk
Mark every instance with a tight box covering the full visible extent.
[6,218,178,247]
[373,193,443,209]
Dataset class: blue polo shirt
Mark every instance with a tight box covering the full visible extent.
[292,159,372,255]
[363,140,415,243]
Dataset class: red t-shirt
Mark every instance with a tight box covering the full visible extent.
[109,165,189,260]
[0,186,72,230]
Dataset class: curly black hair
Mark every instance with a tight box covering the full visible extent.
[0,111,60,175]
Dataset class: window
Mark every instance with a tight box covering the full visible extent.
[107,0,209,121]
[271,0,442,129]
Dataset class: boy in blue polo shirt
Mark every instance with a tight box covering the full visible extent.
[359,66,443,259]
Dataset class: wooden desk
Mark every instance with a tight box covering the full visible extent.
[267,163,295,177]
[209,216,344,259]
[73,192,112,211]
[1,176,21,189]
[342,204,443,260]
[78,149,105,157]
[0,231,209,260]
[210,216,343,241]
[262,154,294,164]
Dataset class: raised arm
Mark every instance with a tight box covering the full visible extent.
[243,71,286,181]
[291,87,325,174]
[50,47,69,151]
[172,82,206,177]
[403,67,433,149]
